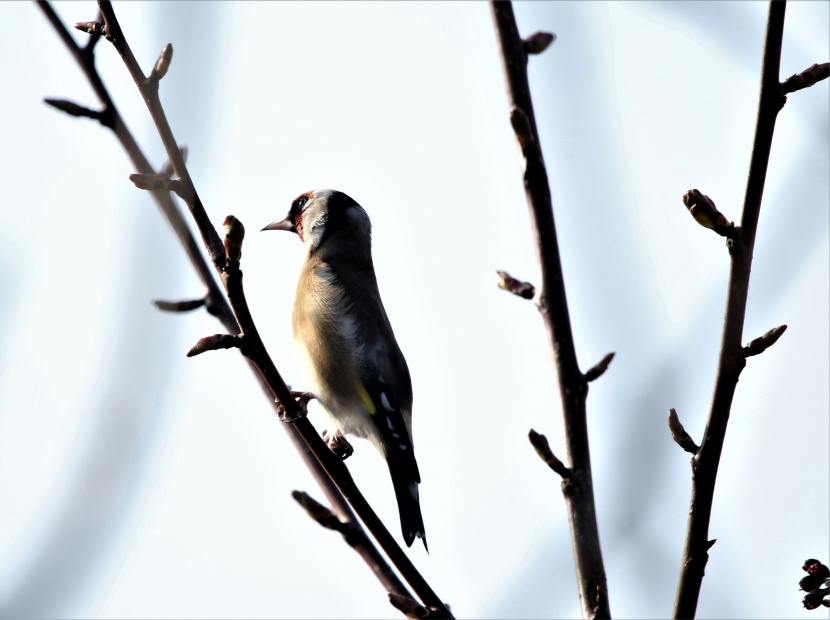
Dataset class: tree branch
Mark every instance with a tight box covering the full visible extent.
[40,1,448,614]
[673,2,789,617]
[490,2,610,617]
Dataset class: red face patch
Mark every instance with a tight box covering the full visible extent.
[295,213,304,242]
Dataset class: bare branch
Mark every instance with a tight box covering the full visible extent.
[490,2,610,616]
[674,3,789,617]
[42,1,446,613]
[292,491,415,604]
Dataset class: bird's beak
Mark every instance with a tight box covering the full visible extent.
[261,216,294,233]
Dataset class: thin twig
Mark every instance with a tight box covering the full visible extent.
[490,2,610,617]
[673,3,788,617]
[39,0,439,612]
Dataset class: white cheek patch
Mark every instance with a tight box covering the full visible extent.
[380,392,393,412]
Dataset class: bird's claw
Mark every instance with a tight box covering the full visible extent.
[276,390,316,423]
[323,430,354,460]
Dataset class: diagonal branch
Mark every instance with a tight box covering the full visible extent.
[39,0,444,613]
[673,2,789,617]
[490,2,610,618]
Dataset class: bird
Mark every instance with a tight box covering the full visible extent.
[262,189,427,550]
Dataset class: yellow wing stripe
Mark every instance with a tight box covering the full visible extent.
[356,382,377,415]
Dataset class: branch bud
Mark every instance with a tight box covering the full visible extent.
[186,334,241,357]
[74,21,105,36]
[496,270,535,300]
[223,215,245,263]
[528,429,571,478]
[151,43,174,81]
[389,593,432,619]
[509,105,534,151]
[584,352,615,382]
[129,173,184,196]
[524,31,556,55]
[291,490,343,530]
[668,408,699,454]
[682,189,736,238]
[743,324,787,357]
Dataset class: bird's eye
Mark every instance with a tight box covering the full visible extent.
[294,195,309,211]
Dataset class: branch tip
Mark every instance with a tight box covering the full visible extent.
[744,324,787,357]
[496,270,535,300]
[668,408,699,455]
[584,352,615,382]
[528,429,571,478]
[523,31,556,55]
[706,539,717,551]
[186,333,241,357]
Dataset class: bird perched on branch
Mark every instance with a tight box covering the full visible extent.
[262,189,426,550]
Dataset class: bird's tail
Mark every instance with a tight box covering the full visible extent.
[387,458,427,552]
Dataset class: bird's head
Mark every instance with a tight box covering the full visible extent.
[262,189,371,254]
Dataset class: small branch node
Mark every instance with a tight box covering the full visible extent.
[523,31,556,55]
[496,270,536,300]
[682,189,737,238]
[223,215,245,263]
[743,324,787,357]
[584,352,615,382]
[706,539,717,551]
[509,105,534,151]
[781,62,830,95]
[528,429,571,478]
[153,297,206,313]
[186,333,242,357]
[668,408,700,455]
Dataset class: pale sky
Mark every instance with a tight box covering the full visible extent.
[1,2,828,619]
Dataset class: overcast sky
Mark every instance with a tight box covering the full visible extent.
[1,2,828,618]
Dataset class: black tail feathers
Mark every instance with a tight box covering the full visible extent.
[388,459,427,552]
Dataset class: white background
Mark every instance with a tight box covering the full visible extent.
[1,2,828,618]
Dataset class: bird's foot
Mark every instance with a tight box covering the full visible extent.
[277,390,316,422]
[323,430,354,460]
